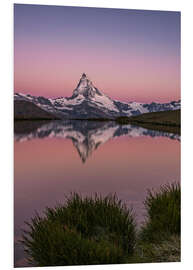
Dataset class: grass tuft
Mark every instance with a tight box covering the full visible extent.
[130,234,180,263]
[140,182,180,242]
[21,183,181,266]
[21,193,136,266]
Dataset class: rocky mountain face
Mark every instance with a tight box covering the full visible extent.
[14,120,180,163]
[14,100,60,120]
[14,73,181,120]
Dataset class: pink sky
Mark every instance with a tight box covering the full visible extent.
[14,5,180,103]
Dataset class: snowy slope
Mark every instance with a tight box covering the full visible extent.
[14,73,181,119]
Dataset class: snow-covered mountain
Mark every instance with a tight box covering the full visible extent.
[14,73,180,119]
[14,120,180,163]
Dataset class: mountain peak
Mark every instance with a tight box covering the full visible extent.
[72,73,102,98]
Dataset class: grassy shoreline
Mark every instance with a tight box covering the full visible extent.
[14,110,181,135]
[116,110,180,134]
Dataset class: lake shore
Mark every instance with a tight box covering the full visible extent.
[115,109,180,135]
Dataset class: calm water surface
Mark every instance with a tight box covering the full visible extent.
[14,120,180,267]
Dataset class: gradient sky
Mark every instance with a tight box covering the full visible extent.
[14,4,180,103]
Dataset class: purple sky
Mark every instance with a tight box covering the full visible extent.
[14,4,180,103]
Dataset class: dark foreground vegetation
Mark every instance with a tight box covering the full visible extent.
[21,183,180,266]
[134,183,181,263]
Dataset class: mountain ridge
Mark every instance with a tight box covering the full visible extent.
[14,73,180,120]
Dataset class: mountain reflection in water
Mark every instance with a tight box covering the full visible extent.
[14,120,180,163]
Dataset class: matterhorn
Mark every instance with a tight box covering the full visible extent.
[72,73,103,98]
[14,73,180,120]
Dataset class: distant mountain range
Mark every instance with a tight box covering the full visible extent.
[14,120,180,163]
[14,73,180,120]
